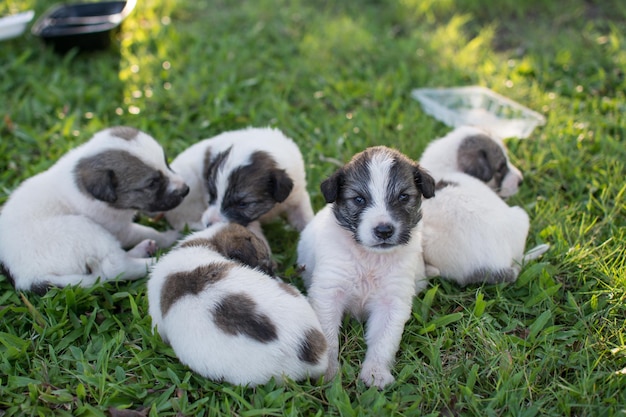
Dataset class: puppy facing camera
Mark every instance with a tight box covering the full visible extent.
[164,127,314,233]
[297,146,435,389]
[419,126,549,286]
[148,222,328,386]
[0,126,189,293]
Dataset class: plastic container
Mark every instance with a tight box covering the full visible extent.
[411,86,546,138]
[0,10,35,41]
[31,0,136,53]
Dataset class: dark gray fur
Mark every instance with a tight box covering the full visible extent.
[298,328,328,364]
[457,134,510,189]
[74,150,189,212]
[213,293,278,343]
[204,149,293,226]
[109,126,140,141]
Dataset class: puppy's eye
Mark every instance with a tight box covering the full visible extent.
[146,175,162,189]
[237,201,250,209]
[354,196,366,206]
[398,193,409,202]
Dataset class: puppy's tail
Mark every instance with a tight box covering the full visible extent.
[522,244,550,263]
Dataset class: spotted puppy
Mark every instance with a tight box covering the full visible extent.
[164,127,314,235]
[419,126,549,286]
[419,125,523,198]
[297,146,435,389]
[148,222,328,386]
[0,127,189,293]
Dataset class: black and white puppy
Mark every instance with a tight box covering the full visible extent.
[419,126,549,286]
[148,222,328,386]
[419,125,523,198]
[0,127,189,293]
[164,127,314,235]
[297,146,435,389]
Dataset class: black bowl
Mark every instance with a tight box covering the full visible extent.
[31,0,136,53]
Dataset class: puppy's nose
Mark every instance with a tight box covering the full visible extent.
[179,184,190,197]
[374,223,395,240]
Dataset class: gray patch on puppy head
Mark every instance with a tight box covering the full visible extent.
[109,126,140,141]
[160,262,232,316]
[298,328,327,364]
[435,179,458,190]
[457,134,509,186]
[210,224,275,274]
[213,293,278,343]
[74,149,184,212]
[462,267,517,286]
[220,151,293,226]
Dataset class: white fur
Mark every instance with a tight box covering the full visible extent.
[0,127,187,291]
[148,223,328,386]
[420,125,523,198]
[165,127,313,232]
[297,148,432,389]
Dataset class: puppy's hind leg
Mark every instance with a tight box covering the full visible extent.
[127,239,158,258]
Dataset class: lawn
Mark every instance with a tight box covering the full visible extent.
[1,0,625,415]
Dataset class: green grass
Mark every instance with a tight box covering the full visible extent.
[1,0,625,415]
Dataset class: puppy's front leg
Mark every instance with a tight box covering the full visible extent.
[308,284,346,382]
[360,294,413,389]
[119,224,181,249]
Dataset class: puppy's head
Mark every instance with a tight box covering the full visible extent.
[200,147,293,227]
[456,131,523,198]
[321,146,435,252]
[74,126,190,212]
[180,223,276,276]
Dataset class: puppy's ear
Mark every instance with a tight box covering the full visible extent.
[320,170,343,203]
[414,166,435,199]
[75,160,118,202]
[460,149,493,182]
[268,169,294,202]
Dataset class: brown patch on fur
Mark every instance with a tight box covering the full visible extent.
[160,262,232,316]
[109,126,140,141]
[210,224,275,275]
[435,180,459,190]
[213,293,278,343]
[178,238,216,250]
[278,282,301,297]
[298,328,327,364]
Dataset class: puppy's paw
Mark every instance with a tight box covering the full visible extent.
[359,362,394,389]
[158,230,182,248]
[425,264,441,277]
[128,239,158,258]
[324,357,340,382]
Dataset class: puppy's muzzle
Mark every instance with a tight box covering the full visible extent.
[374,223,395,240]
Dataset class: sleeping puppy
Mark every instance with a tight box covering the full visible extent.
[419,126,549,286]
[419,125,523,198]
[0,126,189,293]
[164,127,314,234]
[148,222,328,386]
[297,146,435,389]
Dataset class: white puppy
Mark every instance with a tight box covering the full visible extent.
[164,127,314,234]
[148,222,328,386]
[419,125,523,198]
[0,126,189,293]
[419,126,549,286]
[297,146,435,389]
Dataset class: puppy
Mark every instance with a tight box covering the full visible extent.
[164,127,314,234]
[0,126,189,293]
[419,126,549,286]
[297,146,435,389]
[419,125,523,198]
[147,222,328,386]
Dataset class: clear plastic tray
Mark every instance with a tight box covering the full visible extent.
[0,10,34,41]
[411,86,546,138]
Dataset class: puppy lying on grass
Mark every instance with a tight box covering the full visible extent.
[297,146,435,389]
[148,222,328,386]
[419,126,549,286]
[0,126,189,293]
